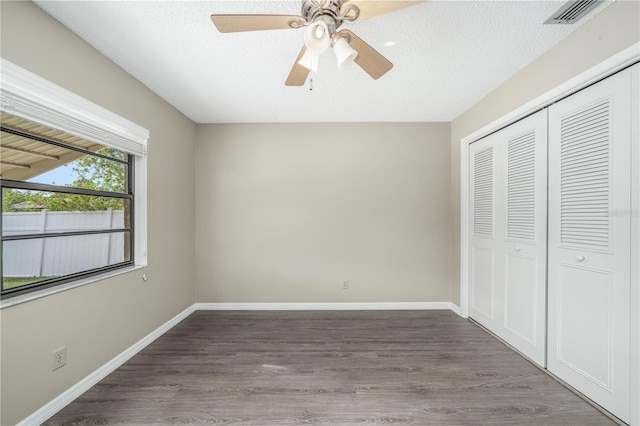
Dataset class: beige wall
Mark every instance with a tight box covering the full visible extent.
[0,2,196,425]
[4,0,637,422]
[196,123,452,303]
[449,0,640,305]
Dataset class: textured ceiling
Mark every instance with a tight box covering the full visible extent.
[34,1,610,124]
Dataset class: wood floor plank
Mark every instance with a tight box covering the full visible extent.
[43,311,616,425]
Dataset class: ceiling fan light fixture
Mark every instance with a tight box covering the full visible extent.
[298,49,320,73]
[332,36,358,69]
[314,24,326,39]
[303,21,330,53]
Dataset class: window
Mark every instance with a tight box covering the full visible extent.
[1,116,135,297]
[0,58,148,303]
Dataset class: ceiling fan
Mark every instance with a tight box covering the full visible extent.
[210,0,425,86]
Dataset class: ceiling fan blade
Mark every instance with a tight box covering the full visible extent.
[349,0,426,21]
[285,46,310,86]
[339,30,393,80]
[210,14,304,33]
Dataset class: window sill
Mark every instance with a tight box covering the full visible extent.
[0,265,145,310]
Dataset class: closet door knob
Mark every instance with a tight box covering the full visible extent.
[576,255,586,262]
[515,247,521,252]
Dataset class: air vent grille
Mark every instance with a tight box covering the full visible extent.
[545,0,602,24]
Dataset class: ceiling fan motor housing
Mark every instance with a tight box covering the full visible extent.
[300,0,358,36]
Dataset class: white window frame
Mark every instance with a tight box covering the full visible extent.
[0,58,148,306]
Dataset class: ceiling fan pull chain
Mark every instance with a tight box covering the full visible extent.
[309,77,314,91]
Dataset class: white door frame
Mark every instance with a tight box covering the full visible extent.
[459,42,640,424]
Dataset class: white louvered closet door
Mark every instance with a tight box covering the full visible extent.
[469,110,547,367]
[497,111,548,366]
[548,68,632,423]
[469,136,498,334]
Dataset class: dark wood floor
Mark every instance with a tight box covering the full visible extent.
[44,310,616,425]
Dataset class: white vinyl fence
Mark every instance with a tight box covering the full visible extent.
[2,209,125,277]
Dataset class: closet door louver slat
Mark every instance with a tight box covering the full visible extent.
[559,99,610,249]
[507,130,536,241]
[473,147,493,238]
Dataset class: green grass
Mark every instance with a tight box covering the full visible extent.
[3,277,50,290]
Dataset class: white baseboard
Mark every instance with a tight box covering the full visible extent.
[194,302,458,311]
[449,303,465,318]
[17,304,196,426]
[19,301,461,424]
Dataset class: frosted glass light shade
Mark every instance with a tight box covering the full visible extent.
[303,21,330,53]
[298,50,320,73]
[332,37,358,69]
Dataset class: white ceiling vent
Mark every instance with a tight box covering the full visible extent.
[544,0,602,24]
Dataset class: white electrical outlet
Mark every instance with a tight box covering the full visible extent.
[52,347,66,371]
[343,280,349,290]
